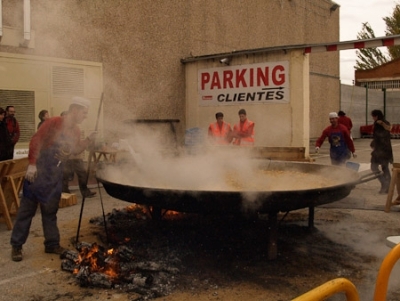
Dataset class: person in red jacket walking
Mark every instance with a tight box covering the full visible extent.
[208,112,232,145]
[232,109,255,146]
[338,110,353,138]
[315,112,356,166]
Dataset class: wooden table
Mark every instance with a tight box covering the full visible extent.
[385,163,400,212]
[0,157,29,230]
[90,149,118,164]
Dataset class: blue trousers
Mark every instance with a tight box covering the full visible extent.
[10,195,60,248]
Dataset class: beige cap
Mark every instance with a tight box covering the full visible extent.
[329,112,338,118]
[71,96,91,108]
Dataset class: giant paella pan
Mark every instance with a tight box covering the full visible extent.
[96,158,376,259]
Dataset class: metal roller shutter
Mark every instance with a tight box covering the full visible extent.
[52,66,84,96]
[0,90,35,143]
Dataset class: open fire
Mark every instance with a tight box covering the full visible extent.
[62,243,129,287]
[60,206,180,298]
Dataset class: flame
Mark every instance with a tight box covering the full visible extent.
[104,266,119,278]
[73,243,120,279]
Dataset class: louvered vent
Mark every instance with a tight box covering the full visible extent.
[52,66,84,96]
[0,90,35,143]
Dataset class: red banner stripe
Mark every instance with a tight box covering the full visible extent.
[326,45,338,51]
[383,38,395,46]
[354,41,365,49]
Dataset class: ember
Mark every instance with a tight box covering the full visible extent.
[61,241,178,298]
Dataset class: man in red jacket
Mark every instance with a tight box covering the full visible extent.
[338,110,353,137]
[5,105,20,159]
[10,96,96,262]
[315,112,356,166]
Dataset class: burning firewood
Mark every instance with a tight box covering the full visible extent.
[61,259,79,273]
[60,249,79,262]
[76,266,90,286]
[87,272,113,289]
[61,241,178,298]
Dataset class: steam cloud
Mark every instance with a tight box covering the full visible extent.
[97,123,358,213]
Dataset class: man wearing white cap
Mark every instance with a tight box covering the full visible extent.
[315,112,356,166]
[10,96,96,261]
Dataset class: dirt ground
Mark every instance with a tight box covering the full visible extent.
[1,138,400,301]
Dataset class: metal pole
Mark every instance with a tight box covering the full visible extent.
[366,83,368,125]
[382,88,387,117]
[75,93,105,244]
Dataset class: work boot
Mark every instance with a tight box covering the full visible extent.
[45,245,66,255]
[11,246,23,262]
[379,187,389,194]
[82,190,96,198]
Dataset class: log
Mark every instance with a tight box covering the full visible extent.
[133,274,152,287]
[61,259,79,273]
[116,245,135,262]
[76,266,91,287]
[60,249,79,262]
[88,272,113,289]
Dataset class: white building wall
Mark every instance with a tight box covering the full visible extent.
[0,52,103,150]
[185,49,311,153]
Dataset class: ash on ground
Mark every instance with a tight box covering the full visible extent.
[61,206,181,300]
[73,205,385,300]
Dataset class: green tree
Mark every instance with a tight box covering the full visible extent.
[355,22,389,70]
[383,4,400,59]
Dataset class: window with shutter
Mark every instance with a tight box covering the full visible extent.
[0,90,35,143]
[52,66,84,96]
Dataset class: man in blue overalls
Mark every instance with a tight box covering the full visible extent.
[10,96,96,261]
[315,112,356,166]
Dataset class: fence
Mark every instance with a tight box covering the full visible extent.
[340,84,400,139]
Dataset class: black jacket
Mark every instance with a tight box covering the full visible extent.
[0,121,12,161]
[371,119,393,164]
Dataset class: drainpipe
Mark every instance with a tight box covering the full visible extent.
[0,0,3,42]
[22,0,31,46]
[382,88,387,117]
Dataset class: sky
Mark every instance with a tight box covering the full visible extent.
[334,0,397,85]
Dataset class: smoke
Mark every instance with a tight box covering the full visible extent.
[101,137,252,191]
